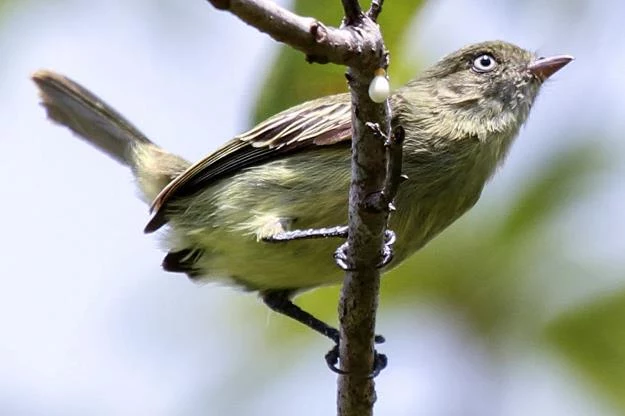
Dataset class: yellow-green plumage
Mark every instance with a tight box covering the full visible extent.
[32,40,571,297]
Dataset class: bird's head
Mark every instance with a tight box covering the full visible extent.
[402,40,573,141]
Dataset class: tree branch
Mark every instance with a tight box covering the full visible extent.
[337,58,391,416]
[207,1,394,415]
[206,0,382,66]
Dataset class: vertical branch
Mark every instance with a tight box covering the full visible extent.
[337,95,390,415]
[337,3,391,416]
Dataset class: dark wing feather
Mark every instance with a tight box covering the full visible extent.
[145,94,352,232]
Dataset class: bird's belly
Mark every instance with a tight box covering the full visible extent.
[166,189,481,292]
[163,147,485,291]
[192,233,347,290]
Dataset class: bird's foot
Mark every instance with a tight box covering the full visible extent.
[334,229,396,270]
[325,337,388,378]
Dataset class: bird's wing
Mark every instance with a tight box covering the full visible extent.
[145,94,353,232]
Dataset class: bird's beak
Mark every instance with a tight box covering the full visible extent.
[528,55,574,81]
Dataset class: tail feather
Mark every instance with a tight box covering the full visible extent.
[32,70,153,166]
[32,70,190,202]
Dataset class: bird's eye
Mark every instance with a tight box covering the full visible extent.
[472,54,498,73]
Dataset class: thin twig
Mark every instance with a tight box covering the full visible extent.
[367,0,384,22]
[383,125,406,209]
[341,0,363,25]
[363,124,405,213]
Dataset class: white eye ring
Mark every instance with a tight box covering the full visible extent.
[472,54,497,72]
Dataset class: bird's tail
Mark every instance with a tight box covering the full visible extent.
[32,70,190,203]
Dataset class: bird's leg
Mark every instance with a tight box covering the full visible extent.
[261,210,396,376]
[264,226,396,270]
[262,225,348,242]
[262,289,386,377]
[262,289,340,343]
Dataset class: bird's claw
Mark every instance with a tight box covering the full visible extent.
[325,343,388,378]
[334,242,353,271]
[377,229,396,268]
[325,345,347,375]
[334,229,396,271]
[370,352,388,378]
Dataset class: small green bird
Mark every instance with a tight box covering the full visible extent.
[33,40,572,367]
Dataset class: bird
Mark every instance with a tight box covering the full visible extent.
[32,40,572,371]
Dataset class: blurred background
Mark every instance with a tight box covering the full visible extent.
[1,0,624,415]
